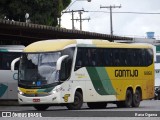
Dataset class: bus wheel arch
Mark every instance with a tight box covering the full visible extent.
[132,87,142,107]
[66,88,83,110]
[76,88,83,97]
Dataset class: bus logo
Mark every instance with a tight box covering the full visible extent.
[36,81,41,86]
[63,94,70,102]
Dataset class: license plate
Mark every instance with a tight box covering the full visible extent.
[33,99,40,102]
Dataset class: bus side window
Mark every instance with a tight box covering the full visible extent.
[61,47,75,80]
[132,49,137,66]
[97,49,104,66]
[113,49,120,66]
[126,49,132,66]
[121,48,128,66]
[0,52,21,70]
[104,49,112,66]
[60,58,71,81]
[84,49,89,66]
[75,48,83,70]
[141,49,146,66]
[146,49,153,66]
[89,48,96,66]
[0,52,20,70]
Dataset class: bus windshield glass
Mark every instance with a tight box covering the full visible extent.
[19,52,61,84]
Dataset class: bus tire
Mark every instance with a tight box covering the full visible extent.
[33,104,49,111]
[132,89,141,107]
[66,91,83,110]
[116,89,132,108]
[87,102,107,109]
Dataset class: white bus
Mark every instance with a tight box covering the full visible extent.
[11,39,154,110]
[0,45,24,100]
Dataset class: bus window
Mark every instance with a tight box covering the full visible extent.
[75,48,83,70]
[141,49,147,66]
[113,49,120,66]
[104,49,113,66]
[119,49,128,66]
[126,49,133,66]
[88,48,96,66]
[0,52,20,70]
[146,49,153,66]
[60,48,75,80]
[97,49,104,66]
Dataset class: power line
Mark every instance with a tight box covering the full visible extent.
[85,11,160,14]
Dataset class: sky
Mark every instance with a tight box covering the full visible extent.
[61,0,160,39]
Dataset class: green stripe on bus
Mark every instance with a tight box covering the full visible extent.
[86,67,108,95]
[96,67,117,95]
[0,49,8,52]
[86,67,116,95]
[0,84,8,97]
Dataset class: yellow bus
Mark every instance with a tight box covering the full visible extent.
[11,39,154,110]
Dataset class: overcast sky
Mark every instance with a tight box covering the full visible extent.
[61,0,160,39]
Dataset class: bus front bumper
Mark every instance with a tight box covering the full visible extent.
[18,93,61,105]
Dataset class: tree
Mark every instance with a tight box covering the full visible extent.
[0,0,71,26]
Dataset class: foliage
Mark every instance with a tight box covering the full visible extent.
[0,0,71,26]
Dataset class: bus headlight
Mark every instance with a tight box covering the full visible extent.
[19,91,24,95]
[17,89,24,95]
[49,90,56,94]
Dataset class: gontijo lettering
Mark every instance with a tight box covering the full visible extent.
[115,69,138,77]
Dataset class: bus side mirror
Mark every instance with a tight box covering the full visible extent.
[56,55,69,71]
[11,57,20,72]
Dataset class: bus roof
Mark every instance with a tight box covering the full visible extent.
[24,39,152,52]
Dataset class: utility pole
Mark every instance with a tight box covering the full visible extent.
[79,11,82,31]
[62,10,84,30]
[58,17,61,28]
[72,11,90,31]
[100,5,121,35]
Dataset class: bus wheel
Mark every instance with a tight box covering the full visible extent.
[117,89,132,108]
[33,104,49,111]
[87,102,107,109]
[124,89,133,107]
[132,89,141,107]
[66,91,83,110]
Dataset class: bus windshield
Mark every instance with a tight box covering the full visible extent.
[19,52,61,84]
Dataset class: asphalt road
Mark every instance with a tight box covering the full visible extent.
[0,100,160,119]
